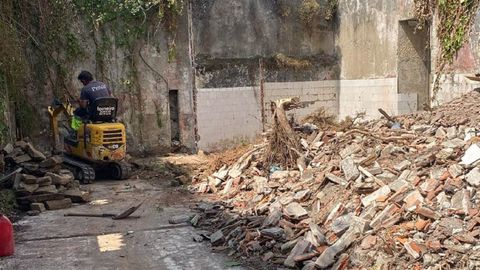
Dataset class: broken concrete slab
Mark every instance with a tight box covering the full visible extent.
[62,189,90,203]
[466,167,480,187]
[461,144,480,165]
[341,157,360,181]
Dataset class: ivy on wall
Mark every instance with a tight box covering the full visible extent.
[0,0,184,143]
[414,0,480,101]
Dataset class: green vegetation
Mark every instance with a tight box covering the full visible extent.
[0,189,17,218]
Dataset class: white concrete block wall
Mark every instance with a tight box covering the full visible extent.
[434,74,480,106]
[196,87,263,150]
[264,81,339,122]
[197,78,421,151]
[338,78,398,120]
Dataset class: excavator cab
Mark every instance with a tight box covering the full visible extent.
[48,96,131,183]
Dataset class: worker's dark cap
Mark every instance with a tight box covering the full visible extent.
[77,70,93,82]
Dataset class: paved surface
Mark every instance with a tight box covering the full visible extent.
[0,179,246,270]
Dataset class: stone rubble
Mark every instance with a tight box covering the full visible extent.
[1,141,90,213]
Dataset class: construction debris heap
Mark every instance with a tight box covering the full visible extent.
[191,91,480,269]
[1,141,90,215]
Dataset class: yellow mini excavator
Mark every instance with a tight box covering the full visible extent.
[48,95,131,183]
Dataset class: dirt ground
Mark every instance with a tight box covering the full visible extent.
[0,156,248,270]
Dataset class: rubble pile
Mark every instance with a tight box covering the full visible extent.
[1,141,90,215]
[191,91,480,269]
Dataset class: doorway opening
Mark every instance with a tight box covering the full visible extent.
[169,89,180,143]
[397,19,431,110]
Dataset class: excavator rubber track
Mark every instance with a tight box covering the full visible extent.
[109,161,132,180]
[62,155,96,184]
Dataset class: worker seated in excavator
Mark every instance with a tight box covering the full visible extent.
[72,70,115,130]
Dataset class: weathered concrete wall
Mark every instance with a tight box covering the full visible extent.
[193,0,340,89]
[18,8,196,154]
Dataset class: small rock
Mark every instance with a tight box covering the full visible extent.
[442,138,465,149]
[448,164,463,178]
[26,210,40,216]
[294,189,311,202]
[271,170,290,180]
[436,148,454,160]
[341,157,360,181]
[261,227,284,239]
[34,185,58,194]
[339,144,361,158]
[315,227,359,268]
[13,154,32,164]
[192,234,204,242]
[39,156,63,168]
[190,214,201,227]
[284,239,311,268]
[360,235,377,249]
[446,126,457,139]
[450,189,470,214]
[404,240,422,259]
[210,230,224,245]
[325,173,347,186]
[394,160,411,171]
[331,214,353,234]
[284,202,308,220]
[361,185,391,207]
[466,167,480,187]
[438,217,464,236]
[45,198,72,210]
[263,206,282,227]
[169,214,194,224]
[37,176,53,187]
[62,189,90,203]
[403,189,424,211]
[22,174,38,184]
[2,143,14,154]
[30,202,46,212]
[435,127,447,138]
[46,171,74,186]
[25,143,46,161]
